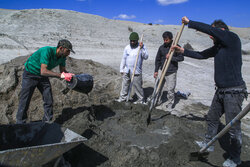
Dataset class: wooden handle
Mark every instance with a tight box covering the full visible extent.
[200,102,250,153]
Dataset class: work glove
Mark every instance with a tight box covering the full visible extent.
[61,72,74,81]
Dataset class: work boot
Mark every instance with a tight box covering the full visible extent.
[195,141,214,152]
[115,98,126,103]
[133,100,147,105]
[223,158,238,167]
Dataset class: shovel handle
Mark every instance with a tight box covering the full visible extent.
[200,102,250,153]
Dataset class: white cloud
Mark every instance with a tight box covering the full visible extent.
[113,14,136,20]
[157,0,188,6]
[155,19,164,23]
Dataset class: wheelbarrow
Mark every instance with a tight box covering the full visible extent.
[0,122,87,167]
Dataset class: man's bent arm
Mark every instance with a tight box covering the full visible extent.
[40,64,61,78]
[188,20,229,46]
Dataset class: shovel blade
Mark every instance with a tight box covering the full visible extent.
[146,114,151,126]
[189,151,209,161]
[146,96,157,126]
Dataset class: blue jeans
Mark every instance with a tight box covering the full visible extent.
[16,69,53,123]
[205,84,247,165]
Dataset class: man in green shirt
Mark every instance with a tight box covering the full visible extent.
[16,39,75,123]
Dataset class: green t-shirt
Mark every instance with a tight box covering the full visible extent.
[25,46,66,75]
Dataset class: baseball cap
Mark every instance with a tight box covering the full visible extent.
[57,39,75,54]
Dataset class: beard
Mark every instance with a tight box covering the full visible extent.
[164,41,172,48]
[130,42,138,49]
[58,49,68,58]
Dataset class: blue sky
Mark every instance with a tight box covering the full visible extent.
[1,0,250,27]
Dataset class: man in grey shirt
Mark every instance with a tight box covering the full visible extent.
[154,31,184,110]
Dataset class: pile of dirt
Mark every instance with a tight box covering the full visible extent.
[0,55,121,124]
[0,56,250,167]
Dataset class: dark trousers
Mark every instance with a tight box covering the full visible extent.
[205,84,247,164]
[16,69,53,123]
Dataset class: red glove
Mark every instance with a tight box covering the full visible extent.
[61,72,74,81]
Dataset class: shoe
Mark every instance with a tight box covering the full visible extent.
[195,141,214,152]
[223,159,238,167]
[133,100,147,105]
[115,98,126,102]
[147,96,152,102]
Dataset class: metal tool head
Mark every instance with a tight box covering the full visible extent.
[189,151,209,161]
[146,113,151,126]
[146,95,156,126]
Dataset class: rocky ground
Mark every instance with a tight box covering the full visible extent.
[0,8,250,167]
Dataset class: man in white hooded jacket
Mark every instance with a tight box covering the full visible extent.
[117,32,148,104]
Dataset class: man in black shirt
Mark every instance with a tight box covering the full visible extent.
[154,31,184,110]
[172,16,247,167]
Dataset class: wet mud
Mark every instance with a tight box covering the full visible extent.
[50,102,250,167]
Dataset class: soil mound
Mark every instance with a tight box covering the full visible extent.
[0,55,121,124]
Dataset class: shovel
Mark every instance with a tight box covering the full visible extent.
[148,77,160,111]
[189,102,250,161]
[147,23,185,125]
[126,34,144,102]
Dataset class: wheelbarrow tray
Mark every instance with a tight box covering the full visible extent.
[0,122,87,167]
